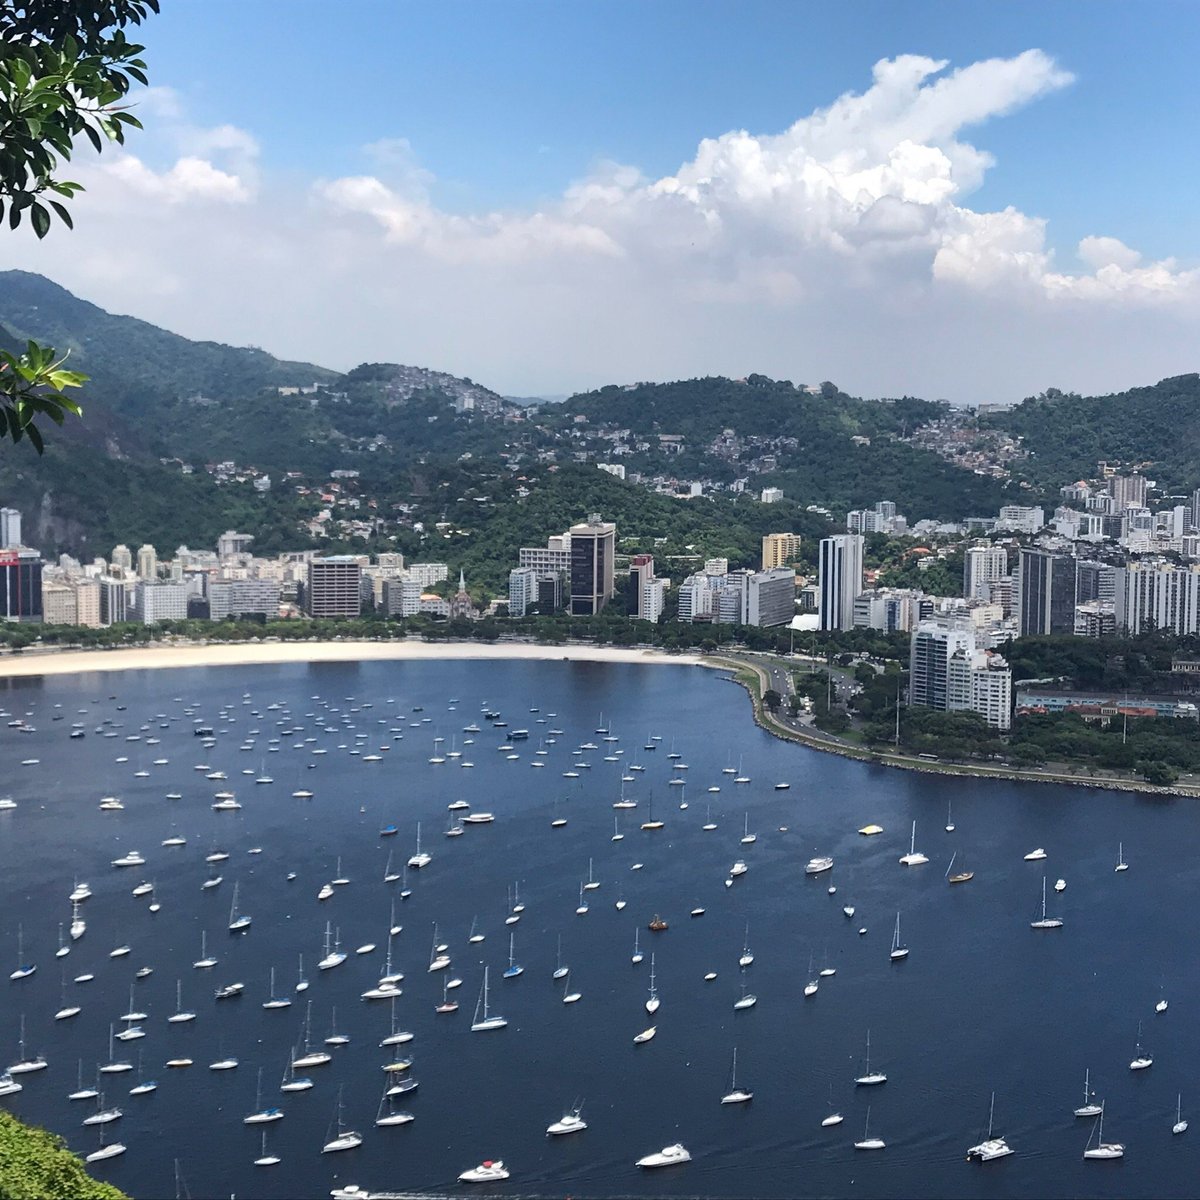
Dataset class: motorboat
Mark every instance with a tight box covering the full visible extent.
[805,856,834,875]
[458,1160,509,1182]
[1023,847,1047,861]
[636,1143,691,1168]
[546,1109,587,1136]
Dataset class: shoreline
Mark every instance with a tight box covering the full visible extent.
[0,639,707,678]
[2,636,1192,798]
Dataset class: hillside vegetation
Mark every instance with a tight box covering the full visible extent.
[0,1111,127,1200]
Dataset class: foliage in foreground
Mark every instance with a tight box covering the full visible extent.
[0,1110,127,1200]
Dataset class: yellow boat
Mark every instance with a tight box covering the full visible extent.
[858,824,884,836]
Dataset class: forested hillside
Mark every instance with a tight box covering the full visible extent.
[989,374,1200,492]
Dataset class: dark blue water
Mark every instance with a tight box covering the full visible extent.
[1,657,1198,1200]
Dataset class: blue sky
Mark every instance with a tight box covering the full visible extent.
[7,2,1200,402]
[144,0,1200,264]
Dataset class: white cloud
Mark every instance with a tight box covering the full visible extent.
[4,50,1199,403]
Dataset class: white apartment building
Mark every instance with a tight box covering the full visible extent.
[405,562,449,589]
[134,580,189,625]
[760,487,784,504]
[508,567,537,617]
[963,542,1008,600]
[1114,560,1200,636]
[995,505,1045,534]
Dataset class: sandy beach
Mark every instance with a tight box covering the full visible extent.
[0,639,708,679]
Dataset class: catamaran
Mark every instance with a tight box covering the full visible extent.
[966,1092,1013,1160]
[898,820,928,865]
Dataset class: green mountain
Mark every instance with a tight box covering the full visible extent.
[989,374,1200,494]
[556,375,1012,519]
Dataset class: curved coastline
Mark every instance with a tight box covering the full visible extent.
[1,637,1193,799]
[0,638,707,678]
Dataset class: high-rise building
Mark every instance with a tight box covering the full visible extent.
[73,578,101,628]
[382,577,421,618]
[1110,474,1148,511]
[133,580,188,625]
[137,543,158,581]
[98,576,128,625]
[217,530,255,559]
[1075,560,1117,605]
[1114,560,1200,636]
[508,567,538,617]
[628,554,663,622]
[909,618,1011,729]
[518,534,571,575]
[760,487,784,504]
[963,542,1008,600]
[0,549,43,622]
[1191,488,1200,533]
[568,516,616,616]
[207,579,280,621]
[305,556,363,618]
[761,533,802,571]
[746,567,795,627]
[818,534,864,631]
[110,544,133,576]
[0,507,21,549]
[41,581,77,625]
[1017,549,1076,636]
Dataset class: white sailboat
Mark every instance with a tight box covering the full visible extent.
[9,925,35,980]
[966,1092,1013,1160]
[1115,842,1129,872]
[945,799,955,833]
[1074,1068,1103,1118]
[502,931,523,979]
[631,929,643,966]
[192,930,217,970]
[321,1086,363,1152]
[244,1067,285,1124]
[427,925,451,972]
[889,912,909,961]
[318,922,347,971]
[740,813,756,845]
[263,967,291,1009]
[552,935,569,980]
[854,1030,887,1086]
[898,820,928,865]
[1174,1094,1189,1135]
[854,1105,885,1150]
[407,823,431,870]
[645,953,660,1015]
[293,1001,332,1068]
[227,882,251,933]
[720,1047,752,1104]
[1029,876,1063,929]
[1082,1103,1124,1159]
[1129,1021,1153,1070]
[821,1083,843,1126]
[470,966,507,1031]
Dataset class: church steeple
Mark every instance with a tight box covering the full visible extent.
[458,569,466,593]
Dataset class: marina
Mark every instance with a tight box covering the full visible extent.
[1,655,1199,1198]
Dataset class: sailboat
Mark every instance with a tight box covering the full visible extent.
[631,929,644,966]
[561,970,581,1004]
[804,953,819,996]
[575,882,589,915]
[227,882,251,933]
[503,932,524,979]
[69,1061,98,1102]
[97,1023,130,1075]
[1030,876,1063,929]
[407,823,431,869]
[9,925,35,980]
[7,1013,46,1076]
[318,922,347,971]
[611,814,624,842]
[1174,1094,1189,1135]
[280,1047,314,1093]
[383,850,400,884]
[947,851,974,884]
[898,820,928,865]
[645,953,660,1015]
[375,1083,415,1127]
[295,954,309,993]
[740,813,756,845]
[468,916,484,945]
[435,978,459,1013]
[321,1085,363,1152]
[854,1105,885,1150]
[702,805,717,831]
[1075,1068,1103,1117]
[641,791,664,831]
[263,967,291,1009]
[966,1092,1013,1159]
[821,1083,843,1126]
[854,1031,887,1086]
[720,1047,752,1103]
[584,857,600,890]
[553,935,569,981]
[1115,842,1129,872]
[192,930,217,969]
[889,912,909,961]
[85,1122,126,1163]
[945,799,955,833]
[244,1067,284,1124]
[254,1129,281,1166]
[1082,1103,1124,1159]
[167,979,195,1024]
[428,926,451,972]
[128,1051,156,1096]
[470,966,507,1031]
[293,1001,332,1068]
[1129,1021,1153,1070]
[739,925,754,968]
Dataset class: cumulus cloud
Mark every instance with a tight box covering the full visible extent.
[4,50,1199,403]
